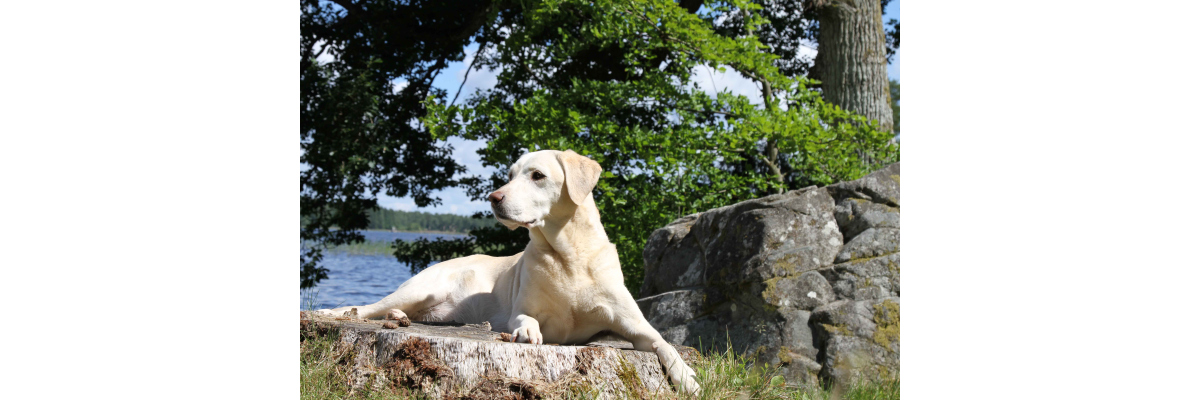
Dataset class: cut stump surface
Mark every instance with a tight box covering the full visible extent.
[300,311,698,399]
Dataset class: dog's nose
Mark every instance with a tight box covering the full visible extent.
[488,192,505,205]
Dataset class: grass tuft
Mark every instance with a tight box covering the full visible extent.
[689,341,898,400]
[301,288,320,312]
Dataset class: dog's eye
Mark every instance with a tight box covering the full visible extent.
[532,171,545,181]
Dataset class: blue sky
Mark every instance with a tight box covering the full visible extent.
[364,1,901,215]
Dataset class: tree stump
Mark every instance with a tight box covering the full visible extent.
[300,311,698,399]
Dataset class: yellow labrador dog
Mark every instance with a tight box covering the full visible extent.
[318,150,699,394]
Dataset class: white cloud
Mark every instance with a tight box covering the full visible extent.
[429,136,499,216]
[377,197,416,211]
[795,45,820,62]
[691,64,763,105]
[311,40,336,64]
[447,136,493,180]
[417,184,492,216]
[392,79,409,94]
[686,43,819,105]
[370,136,499,217]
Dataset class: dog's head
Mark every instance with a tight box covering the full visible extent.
[488,150,602,230]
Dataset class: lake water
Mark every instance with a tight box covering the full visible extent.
[299,231,466,310]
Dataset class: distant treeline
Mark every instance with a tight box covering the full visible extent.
[366,208,493,233]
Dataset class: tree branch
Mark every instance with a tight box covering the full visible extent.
[452,39,490,105]
[762,140,784,193]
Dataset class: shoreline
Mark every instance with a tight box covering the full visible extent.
[318,228,471,236]
[361,229,468,236]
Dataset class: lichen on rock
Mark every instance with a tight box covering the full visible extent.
[871,300,900,349]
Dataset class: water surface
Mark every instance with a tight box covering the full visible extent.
[300,231,465,310]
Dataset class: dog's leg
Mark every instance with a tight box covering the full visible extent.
[317,273,450,320]
[620,319,700,395]
[508,314,544,344]
[319,291,439,320]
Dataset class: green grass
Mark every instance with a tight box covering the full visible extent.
[301,326,429,400]
[318,236,479,257]
[323,240,489,257]
[300,330,898,400]
[689,346,898,400]
[301,288,321,312]
[326,240,397,256]
[302,239,398,256]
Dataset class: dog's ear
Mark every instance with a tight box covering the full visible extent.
[557,150,602,205]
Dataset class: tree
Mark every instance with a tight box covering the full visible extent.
[809,0,894,133]
[706,0,899,83]
[699,0,899,191]
[300,0,493,288]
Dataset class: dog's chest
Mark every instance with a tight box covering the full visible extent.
[528,283,613,341]
[519,252,618,343]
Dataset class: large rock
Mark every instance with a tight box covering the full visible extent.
[300,311,699,399]
[811,298,900,384]
[821,252,900,301]
[826,163,900,209]
[638,185,843,385]
[639,163,900,387]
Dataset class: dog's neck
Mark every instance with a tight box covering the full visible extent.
[528,195,608,265]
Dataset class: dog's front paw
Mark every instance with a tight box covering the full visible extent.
[677,371,700,396]
[385,309,407,321]
[512,326,543,345]
[654,341,700,395]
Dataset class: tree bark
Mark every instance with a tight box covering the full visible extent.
[813,0,893,133]
[301,312,697,399]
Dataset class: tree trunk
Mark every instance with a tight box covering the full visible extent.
[813,0,893,133]
[301,312,697,399]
